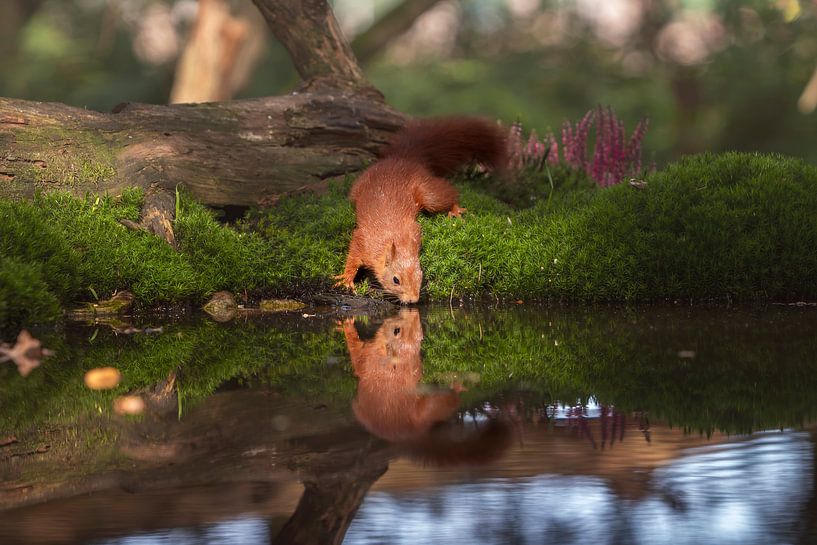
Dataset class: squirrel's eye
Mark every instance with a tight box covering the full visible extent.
[393,276,400,285]
[393,327,401,336]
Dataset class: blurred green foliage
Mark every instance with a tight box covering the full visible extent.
[2,0,817,164]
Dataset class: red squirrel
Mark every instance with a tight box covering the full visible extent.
[340,309,513,465]
[340,310,461,443]
[335,117,507,303]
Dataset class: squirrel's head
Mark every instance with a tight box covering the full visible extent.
[379,240,422,304]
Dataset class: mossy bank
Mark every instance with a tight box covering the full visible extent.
[3,152,817,333]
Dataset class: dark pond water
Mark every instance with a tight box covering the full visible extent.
[1,305,816,544]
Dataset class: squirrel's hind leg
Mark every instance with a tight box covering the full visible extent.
[414,177,466,217]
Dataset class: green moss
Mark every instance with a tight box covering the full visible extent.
[0,198,83,302]
[2,152,817,330]
[0,258,61,334]
[243,180,356,289]
[175,196,278,293]
[419,152,817,301]
[12,126,118,186]
[35,191,202,302]
[549,152,817,300]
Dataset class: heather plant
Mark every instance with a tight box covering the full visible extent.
[508,106,650,187]
[507,122,559,171]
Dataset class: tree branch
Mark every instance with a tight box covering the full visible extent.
[0,0,410,209]
[352,0,445,65]
[250,0,375,94]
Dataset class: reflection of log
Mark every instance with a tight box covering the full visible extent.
[0,389,391,545]
[0,390,356,510]
[0,0,406,207]
[272,431,390,545]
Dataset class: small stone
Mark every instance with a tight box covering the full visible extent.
[259,299,306,312]
[272,415,290,431]
[677,350,696,359]
[203,291,237,322]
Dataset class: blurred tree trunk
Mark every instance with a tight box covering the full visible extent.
[797,63,817,114]
[170,0,268,104]
[0,0,42,59]
[351,0,445,64]
[0,0,406,210]
[634,0,703,159]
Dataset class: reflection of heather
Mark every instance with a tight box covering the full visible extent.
[507,106,650,187]
[469,401,642,449]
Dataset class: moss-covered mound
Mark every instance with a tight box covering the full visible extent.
[421,152,817,300]
[0,187,350,333]
[2,152,817,333]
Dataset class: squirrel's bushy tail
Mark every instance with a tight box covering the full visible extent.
[383,116,507,176]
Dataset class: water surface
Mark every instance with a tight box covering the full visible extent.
[1,305,815,544]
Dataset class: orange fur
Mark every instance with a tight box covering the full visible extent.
[342,310,461,443]
[340,310,514,466]
[336,116,507,303]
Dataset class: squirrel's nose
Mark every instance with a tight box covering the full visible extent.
[400,293,419,304]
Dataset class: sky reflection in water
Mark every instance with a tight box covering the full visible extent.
[89,430,812,545]
[345,431,812,545]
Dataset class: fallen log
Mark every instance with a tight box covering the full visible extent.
[0,0,407,208]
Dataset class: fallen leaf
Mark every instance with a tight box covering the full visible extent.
[113,395,145,416]
[0,330,53,377]
[84,367,122,390]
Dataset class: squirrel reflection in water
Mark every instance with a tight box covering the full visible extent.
[340,309,512,465]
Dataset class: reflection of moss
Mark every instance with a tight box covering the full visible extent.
[4,307,817,438]
[420,306,817,434]
[0,318,354,433]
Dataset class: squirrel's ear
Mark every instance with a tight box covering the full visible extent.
[386,241,397,265]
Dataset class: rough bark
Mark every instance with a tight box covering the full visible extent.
[0,389,393,545]
[0,94,405,206]
[251,0,376,95]
[0,0,406,207]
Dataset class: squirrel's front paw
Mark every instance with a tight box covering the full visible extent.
[447,205,467,219]
[333,273,355,290]
[334,317,356,333]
